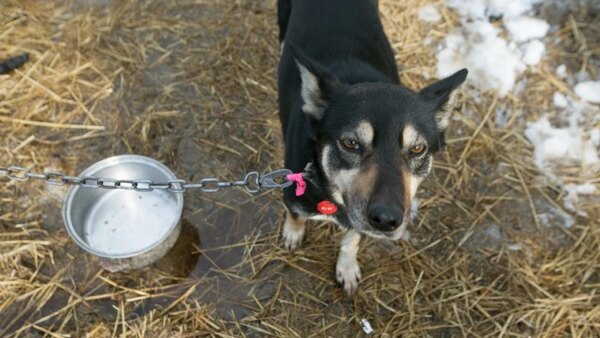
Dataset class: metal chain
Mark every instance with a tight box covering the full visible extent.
[0,166,293,193]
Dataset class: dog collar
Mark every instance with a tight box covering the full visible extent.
[286,172,337,215]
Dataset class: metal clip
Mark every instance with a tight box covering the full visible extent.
[259,169,293,189]
[243,171,259,193]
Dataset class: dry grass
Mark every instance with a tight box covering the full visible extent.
[1,0,599,337]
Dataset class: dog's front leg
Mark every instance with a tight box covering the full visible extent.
[336,230,362,295]
[282,210,306,252]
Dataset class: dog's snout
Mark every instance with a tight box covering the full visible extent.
[367,202,403,232]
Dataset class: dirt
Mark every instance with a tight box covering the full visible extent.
[1,0,599,336]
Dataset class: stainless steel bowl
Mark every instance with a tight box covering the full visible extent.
[62,155,183,272]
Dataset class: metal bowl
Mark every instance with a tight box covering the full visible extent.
[62,155,183,272]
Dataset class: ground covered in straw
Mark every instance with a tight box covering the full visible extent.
[1,0,599,337]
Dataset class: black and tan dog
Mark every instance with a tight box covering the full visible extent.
[277,0,467,294]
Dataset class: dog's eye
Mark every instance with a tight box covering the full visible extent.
[409,144,427,156]
[340,138,360,151]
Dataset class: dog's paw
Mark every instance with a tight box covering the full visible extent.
[282,224,304,252]
[336,257,361,295]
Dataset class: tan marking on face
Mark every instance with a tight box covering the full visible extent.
[323,144,360,203]
[402,124,427,150]
[353,164,379,200]
[356,121,374,146]
[401,169,422,210]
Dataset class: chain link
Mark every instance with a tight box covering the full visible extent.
[0,165,293,193]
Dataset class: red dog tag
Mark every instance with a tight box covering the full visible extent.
[317,200,337,215]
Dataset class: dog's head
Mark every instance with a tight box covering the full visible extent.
[291,44,467,239]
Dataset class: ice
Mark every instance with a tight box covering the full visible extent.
[574,81,600,104]
[418,5,442,23]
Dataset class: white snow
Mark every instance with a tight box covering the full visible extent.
[418,5,442,23]
[438,0,549,96]
[504,16,550,42]
[564,183,598,216]
[441,0,599,218]
[507,243,522,251]
[436,21,525,96]
[574,81,600,104]
[556,64,567,78]
[552,92,568,108]
[538,209,575,228]
[521,40,546,65]
[447,0,543,21]
[495,107,508,128]
[525,115,600,215]
[524,117,600,169]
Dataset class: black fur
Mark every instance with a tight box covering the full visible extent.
[277,0,467,234]
[0,53,29,75]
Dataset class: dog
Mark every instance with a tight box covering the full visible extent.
[277,0,468,294]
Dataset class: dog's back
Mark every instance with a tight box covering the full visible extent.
[278,0,395,73]
[278,0,399,139]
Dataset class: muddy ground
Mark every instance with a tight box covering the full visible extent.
[0,0,599,337]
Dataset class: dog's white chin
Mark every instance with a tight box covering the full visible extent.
[353,222,408,241]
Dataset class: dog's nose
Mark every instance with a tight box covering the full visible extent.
[367,202,403,232]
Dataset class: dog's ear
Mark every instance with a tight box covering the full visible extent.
[420,69,468,131]
[288,42,341,120]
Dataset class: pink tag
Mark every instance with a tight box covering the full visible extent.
[286,173,307,196]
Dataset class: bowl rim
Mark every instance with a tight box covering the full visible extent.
[62,155,184,259]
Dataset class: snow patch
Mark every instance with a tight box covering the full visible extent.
[521,40,546,65]
[538,209,575,229]
[556,64,567,78]
[507,243,522,251]
[436,21,525,96]
[524,117,599,169]
[553,92,568,108]
[418,5,442,23]
[438,0,549,96]
[574,81,600,104]
[504,16,550,42]
[446,0,543,21]
[525,114,600,216]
